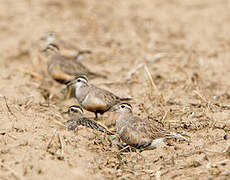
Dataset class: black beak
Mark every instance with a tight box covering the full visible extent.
[66,80,74,87]
[61,110,69,115]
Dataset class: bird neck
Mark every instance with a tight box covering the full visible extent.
[69,113,81,119]
[75,84,90,103]
[45,37,55,46]
[116,110,133,130]
[45,49,59,58]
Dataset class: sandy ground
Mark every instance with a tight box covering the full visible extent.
[1,0,230,179]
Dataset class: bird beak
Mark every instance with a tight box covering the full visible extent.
[61,110,69,115]
[66,80,74,87]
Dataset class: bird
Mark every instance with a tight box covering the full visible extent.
[67,105,113,135]
[110,103,190,150]
[67,75,132,119]
[43,43,106,85]
[40,31,91,58]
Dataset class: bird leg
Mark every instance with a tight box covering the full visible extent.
[94,112,98,120]
[65,86,72,100]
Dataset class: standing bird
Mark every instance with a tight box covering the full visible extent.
[110,103,190,150]
[67,105,112,135]
[43,43,106,84]
[67,75,132,119]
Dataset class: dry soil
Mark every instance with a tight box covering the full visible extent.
[1,0,230,179]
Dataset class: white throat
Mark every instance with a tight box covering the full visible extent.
[74,84,82,99]
[74,83,89,104]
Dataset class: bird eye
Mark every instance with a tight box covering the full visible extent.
[70,107,78,112]
[77,79,81,82]
[121,105,125,108]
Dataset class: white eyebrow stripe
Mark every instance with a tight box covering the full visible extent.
[121,103,132,109]
[77,77,88,83]
[77,108,83,114]
[70,106,83,113]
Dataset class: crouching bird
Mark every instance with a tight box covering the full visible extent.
[67,105,113,135]
[110,103,190,150]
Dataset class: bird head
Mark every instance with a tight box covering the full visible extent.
[42,43,60,54]
[40,31,56,45]
[67,105,83,118]
[110,102,133,114]
[66,75,89,88]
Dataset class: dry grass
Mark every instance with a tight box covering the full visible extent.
[1,0,230,179]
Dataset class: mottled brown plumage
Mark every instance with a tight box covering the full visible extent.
[43,44,106,84]
[111,103,189,150]
[67,105,112,135]
[68,76,131,119]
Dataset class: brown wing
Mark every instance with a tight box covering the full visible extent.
[58,56,105,79]
[118,116,152,148]
[147,123,169,139]
[127,116,167,141]
[90,85,121,109]
[47,56,73,83]
[67,117,112,134]
[58,38,80,51]
[58,56,90,76]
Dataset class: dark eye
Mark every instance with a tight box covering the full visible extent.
[77,79,81,82]
[121,105,125,108]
